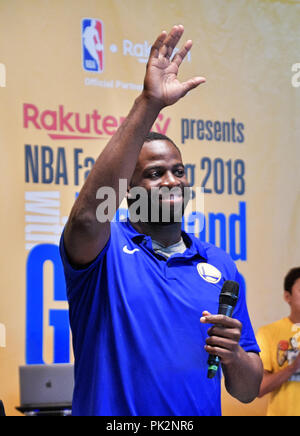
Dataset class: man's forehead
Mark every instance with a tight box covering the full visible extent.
[138,140,183,165]
[293,277,300,290]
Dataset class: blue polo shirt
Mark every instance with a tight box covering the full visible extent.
[60,220,259,416]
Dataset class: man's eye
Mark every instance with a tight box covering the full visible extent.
[149,171,160,179]
[175,169,185,177]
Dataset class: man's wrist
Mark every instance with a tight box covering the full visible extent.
[136,91,165,114]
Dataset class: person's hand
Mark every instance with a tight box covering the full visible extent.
[200,310,243,366]
[143,25,206,110]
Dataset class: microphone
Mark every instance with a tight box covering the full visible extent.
[207,280,240,379]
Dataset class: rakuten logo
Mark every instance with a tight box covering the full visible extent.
[121,40,191,64]
[123,40,152,64]
[23,103,171,140]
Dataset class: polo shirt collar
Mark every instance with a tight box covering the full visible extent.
[123,220,208,261]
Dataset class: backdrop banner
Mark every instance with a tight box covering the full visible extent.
[0,0,299,416]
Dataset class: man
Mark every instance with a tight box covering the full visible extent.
[256,267,300,416]
[60,25,262,416]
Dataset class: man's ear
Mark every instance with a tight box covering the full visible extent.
[284,290,292,306]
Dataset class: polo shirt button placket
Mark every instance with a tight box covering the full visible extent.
[165,259,174,279]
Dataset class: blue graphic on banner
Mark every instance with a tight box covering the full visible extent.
[26,244,70,364]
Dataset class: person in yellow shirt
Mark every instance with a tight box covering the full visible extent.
[256,267,300,416]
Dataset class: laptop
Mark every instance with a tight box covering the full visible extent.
[18,364,74,413]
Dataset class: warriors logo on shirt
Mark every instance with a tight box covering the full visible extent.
[197,263,222,284]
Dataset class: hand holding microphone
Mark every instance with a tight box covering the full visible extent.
[200,280,241,379]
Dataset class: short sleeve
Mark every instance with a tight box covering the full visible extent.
[256,327,273,372]
[59,229,111,300]
[233,270,261,355]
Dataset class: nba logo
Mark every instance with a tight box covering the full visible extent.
[82,18,104,73]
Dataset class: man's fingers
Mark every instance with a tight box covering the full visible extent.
[172,40,193,67]
[204,344,233,362]
[150,26,183,60]
[159,25,184,59]
[181,77,206,96]
[206,336,237,351]
[200,313,240,328]
[149,30,168,58]
[207,325,241,342]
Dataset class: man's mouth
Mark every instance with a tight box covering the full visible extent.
[159,193,183,203]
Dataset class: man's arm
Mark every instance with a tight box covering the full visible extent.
[258,354,300,397]
[201,312,263,403]
[64,25,205,266]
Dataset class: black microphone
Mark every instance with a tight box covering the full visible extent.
[207,280,240,379]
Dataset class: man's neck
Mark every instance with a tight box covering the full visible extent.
[289,312,300,324]
[130,220,182,247]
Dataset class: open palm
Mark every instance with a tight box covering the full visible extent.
[143,25,206,108]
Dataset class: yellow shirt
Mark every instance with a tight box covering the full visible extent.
[256,318,300,416]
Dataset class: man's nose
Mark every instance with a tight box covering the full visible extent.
[160,171,180,187]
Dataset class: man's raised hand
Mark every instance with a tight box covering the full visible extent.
[143,25,206,109]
